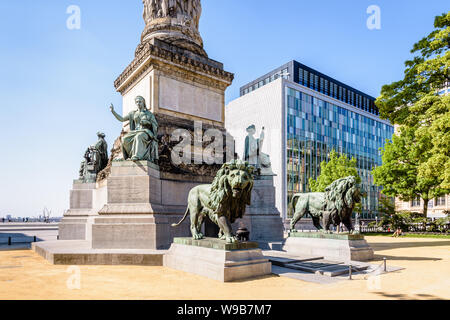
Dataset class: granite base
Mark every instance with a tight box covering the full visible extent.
[163,238,272,282]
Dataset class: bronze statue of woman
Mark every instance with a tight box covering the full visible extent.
[110,96,159,163]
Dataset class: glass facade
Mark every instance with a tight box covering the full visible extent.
[285,87,394,219]
[297,66,379,116]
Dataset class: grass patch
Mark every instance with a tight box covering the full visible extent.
[363,232,450,239]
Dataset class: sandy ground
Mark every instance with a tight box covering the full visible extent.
[0,236,448,300]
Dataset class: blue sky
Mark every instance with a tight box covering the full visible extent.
[0,0,448,218]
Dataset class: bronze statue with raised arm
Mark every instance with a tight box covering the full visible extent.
[110,96,159,163]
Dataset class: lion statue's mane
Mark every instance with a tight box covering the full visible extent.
[172,160,255,242]
[208,161,254,223]
[323,176,360,228]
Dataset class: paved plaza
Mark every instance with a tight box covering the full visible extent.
[0,236,448,300]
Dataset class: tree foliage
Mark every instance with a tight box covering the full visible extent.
[373,126,448,216]
[376,13,449,126]
[373,13,450,216]
[309,150,361,192]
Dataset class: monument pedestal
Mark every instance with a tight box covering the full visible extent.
[90,160,214,250]
[283,232,374,262]
[233,176,284,242]
[163,238,272,282]
[59,180,107,241]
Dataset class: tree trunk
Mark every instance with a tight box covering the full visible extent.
[423,199,428,218]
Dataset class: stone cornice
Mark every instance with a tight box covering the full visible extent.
[114,42,234,93]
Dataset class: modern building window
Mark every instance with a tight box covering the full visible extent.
[299,68,304,85]
[281,68,289,80]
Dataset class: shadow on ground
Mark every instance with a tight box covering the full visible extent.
[0,233,44,241]
[373,254,442,262]
[372,292,445,300]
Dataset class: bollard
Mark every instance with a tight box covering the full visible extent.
[348,265,352,280]
[383,257,387,272]
[8,237,11,246]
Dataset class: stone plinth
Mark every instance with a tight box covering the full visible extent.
[283,232,374,262]
[59,180,107,241]
[233,176,284,242]
[163,238,272,282]
[90,161,212,250]
[32,241,165,266]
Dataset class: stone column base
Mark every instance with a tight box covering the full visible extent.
[91,214,190,250]
[163,238,272,282]
[59,217,90,241]
[283,232,374,262]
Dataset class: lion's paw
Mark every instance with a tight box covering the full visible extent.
[193,233,204,240]
[226,236,237,244]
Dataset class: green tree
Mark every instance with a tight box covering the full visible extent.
[309,150,361,192]
[373,13,450,216]
[373,126,447,217]
[376,13,449,127]
[378,195,395,216]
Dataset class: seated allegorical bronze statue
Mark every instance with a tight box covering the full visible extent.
[110,96,159,163]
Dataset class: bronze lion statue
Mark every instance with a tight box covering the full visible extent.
[289,176,363,233]
[172,160,255,243]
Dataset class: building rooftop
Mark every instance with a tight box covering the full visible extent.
[239,60,380,116]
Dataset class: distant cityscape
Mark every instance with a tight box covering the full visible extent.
[1,215,62,223]
[1,208,62,223]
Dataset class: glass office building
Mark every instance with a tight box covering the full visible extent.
[228,60,394,221]
[285,87,393,219]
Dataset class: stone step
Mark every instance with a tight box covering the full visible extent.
[32,241,166,266]
[284,259,369,277]
[256,241,284,251]
[262,250,324,267]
